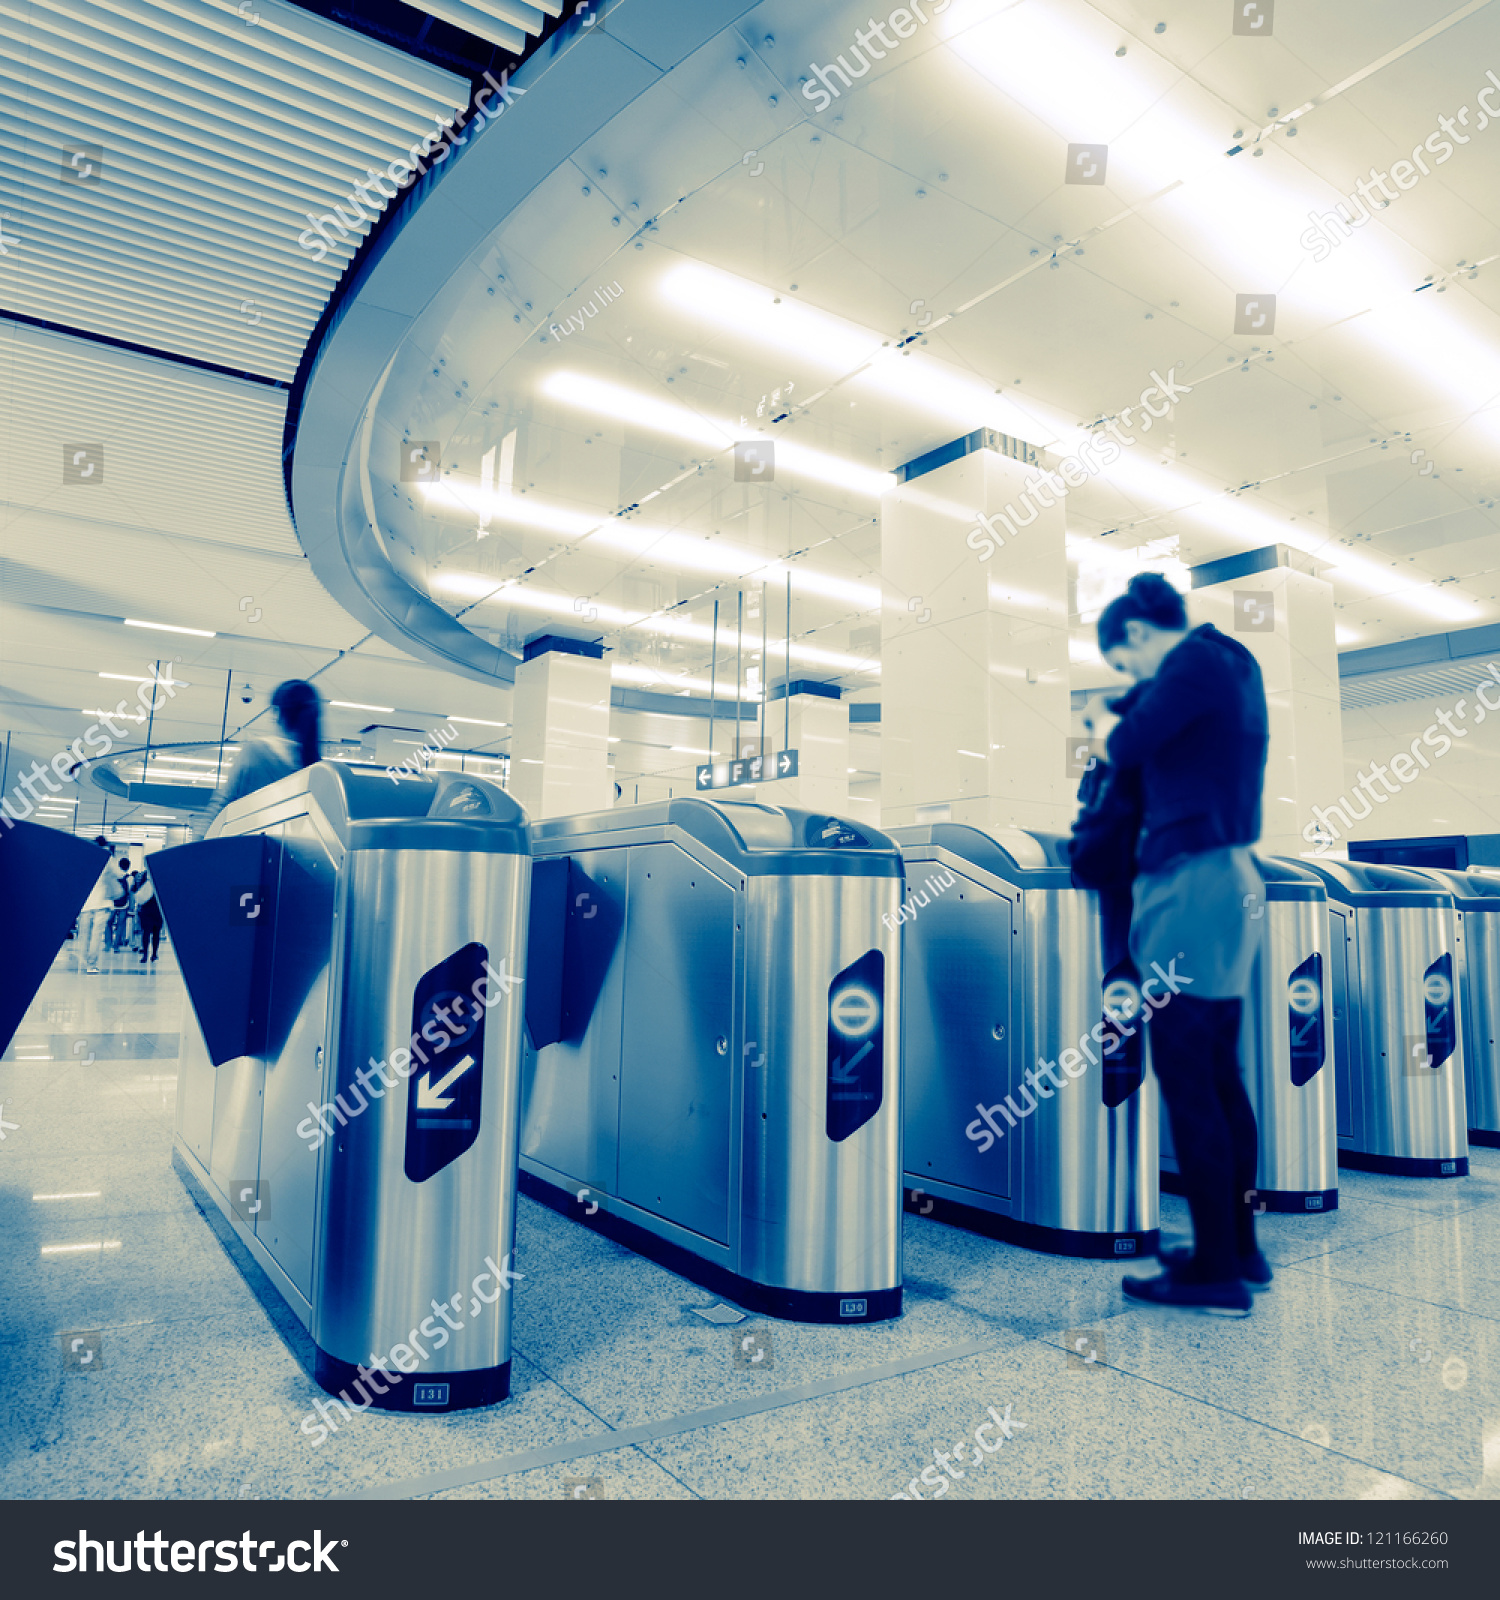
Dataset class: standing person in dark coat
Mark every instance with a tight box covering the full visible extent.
[1096,574,1270,1317]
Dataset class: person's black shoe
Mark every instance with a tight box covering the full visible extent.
[1122,1269,1252,1317]
[1161,1245,1273,1291]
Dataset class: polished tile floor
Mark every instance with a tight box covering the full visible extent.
[2,943,1497,1501]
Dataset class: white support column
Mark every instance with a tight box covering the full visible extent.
[509,641,612,819]
[1189,555,1344,857]
[764,688,849,813]
[880,446,1072,833]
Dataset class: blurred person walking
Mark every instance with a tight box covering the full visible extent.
[77,838,123,974]
[1095,574,1270,1317]
[197,682,323,838]
[134,865,164,963]
[106,856,134,951]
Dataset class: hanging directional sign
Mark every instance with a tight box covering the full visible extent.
[695,749,799,791]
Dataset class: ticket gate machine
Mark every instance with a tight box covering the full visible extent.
[154,764,531,1410]
[1294,859,1468,1178]
[891,824,1158,1259]
[1418,868,1500,1147]
[521,799,904,1323]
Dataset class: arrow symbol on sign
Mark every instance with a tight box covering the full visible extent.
[1290,1018,1319,1048]
[416,1053,476,1111]
[831,1039,874,1083]
[778,753,792,773]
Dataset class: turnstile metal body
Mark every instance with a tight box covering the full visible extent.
[521,799,903,1322]
[1419,869,1500,1147]
[1161,857,1339,1212]
[1294,858,1469,1178]
[155,765,531,1410]
[891,824,1158,1259]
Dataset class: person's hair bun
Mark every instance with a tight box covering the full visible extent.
[1094,571,1188,650]
[1124,572,1187,626]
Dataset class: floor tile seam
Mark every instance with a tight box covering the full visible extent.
[625,1442,707,1499]
[1265,1218,1458,1267]
[508,1348,621,1436]
[0,1299,275,1351]
[1032,1359,1461,1499]
[339,1334,1002,1500]
[1271,1263,1500,1326]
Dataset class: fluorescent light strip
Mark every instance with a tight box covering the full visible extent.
[448,716,508,728]
[81,708,147,721]
[432,574,878,676]
[330,700,396,712]
[41,1241,122,1255]
[660,261,1051,444]
[124,619,215,637]
[422,483,881,613]
[33,1192,101,1201]
[540,371,895,499]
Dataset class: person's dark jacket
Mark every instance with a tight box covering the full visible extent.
[1105,623,1268,875]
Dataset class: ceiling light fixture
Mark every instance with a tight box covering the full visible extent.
[123,619,215,637]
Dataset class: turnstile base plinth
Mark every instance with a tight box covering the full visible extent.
[1469,1128,1500,1149]
[314,1350,511,1413]
[902,1188,1158,1261]
[1337,1149,1469,1178]
[519,1171,901,1324]
[1160,1166,1338,1214]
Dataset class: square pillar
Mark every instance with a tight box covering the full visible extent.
[510,636,612,819]
[1189,549,1344,857]
[881,446,1072,832]
[762,686,849,812]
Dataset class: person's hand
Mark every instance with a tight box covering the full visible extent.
[1080,692,1121,743]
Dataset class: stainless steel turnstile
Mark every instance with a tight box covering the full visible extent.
[1418,868,1500,1148]
[1161,857,1339,1212]
[891,824,1158,1259]
[1294,859,1469,1178]
[521,798,903,1322]
[154,764,531,1410]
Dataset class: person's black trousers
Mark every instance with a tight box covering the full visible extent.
[1148,993,1260,1282]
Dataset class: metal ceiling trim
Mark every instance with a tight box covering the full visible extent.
[283,0,762,689]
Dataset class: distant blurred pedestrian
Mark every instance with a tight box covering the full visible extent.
[197,681,323,838]
[78,838,123,973]
[134,865,164,963]
[106,856,134,951]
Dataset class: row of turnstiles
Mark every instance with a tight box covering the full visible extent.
[30,763,1493,1413]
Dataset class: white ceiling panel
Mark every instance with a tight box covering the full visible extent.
[0,0,469,379]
